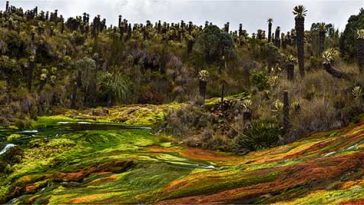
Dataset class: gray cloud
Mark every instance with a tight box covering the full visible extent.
[6,0,364,33]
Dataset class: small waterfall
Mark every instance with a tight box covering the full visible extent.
[0,144,16,155]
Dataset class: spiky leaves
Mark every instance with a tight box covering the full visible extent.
[286,55,297,81]
[322,48,339,65]
[322,49,350,80]
[198,70,209,82]
[293,5,307,78]
[357,29,364,71]
[98,72,130,106]
[292,5,307,18]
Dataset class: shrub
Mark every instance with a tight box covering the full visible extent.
[233,120,281,153]
[250,71,270,91]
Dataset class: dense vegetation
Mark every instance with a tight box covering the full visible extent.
[0,1,364,153]
[0,1,364,204]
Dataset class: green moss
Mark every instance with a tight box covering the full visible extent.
[160,170,280,201]
[31,115,78,128]
[6,134,22,141]
[1,104,364,204]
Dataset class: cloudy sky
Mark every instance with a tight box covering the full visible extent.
[5,0,364,33]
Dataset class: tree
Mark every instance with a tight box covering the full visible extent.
[340,8,364,60]
[198,70,209,104]
[318,23,326,55]
[194,25,235,65]
[74,57,97,106]
[274,26,281,48]
[0,55,20,93]
[322,49,350,80]
[293,5,307,78]
[268,18,273,43]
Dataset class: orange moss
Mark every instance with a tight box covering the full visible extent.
[87,175,119,186]
[28,195,40,204]
[55,160,134,182]
[340,178,364,189]
[57,171,86,181]
[180,148,242,165]
[147,146,182,154]
[341,199,364,205]
[25,184,37,193]
[69,193,108,203]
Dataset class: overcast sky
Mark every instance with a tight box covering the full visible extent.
[4,0,364,33]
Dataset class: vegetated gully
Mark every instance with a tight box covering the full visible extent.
[0,120,218,203]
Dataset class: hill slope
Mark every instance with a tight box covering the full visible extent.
[0,105,363,204]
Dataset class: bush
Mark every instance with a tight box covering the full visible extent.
[233,120,281,153]
[290,97,339,140]
[250,71,270,91]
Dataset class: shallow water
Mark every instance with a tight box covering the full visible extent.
[0,143,16,155]
[0,121,152,150]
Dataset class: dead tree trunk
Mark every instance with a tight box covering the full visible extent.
[199,80,207,104]
[323,63,351,80]
[283,91,290,135]
[243,110,252,130]
[287,63,294,81]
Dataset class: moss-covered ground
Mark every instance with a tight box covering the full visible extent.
[0,103,363,204]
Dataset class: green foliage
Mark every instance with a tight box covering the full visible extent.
[340,8,364,59]
[234,120,281,152]
[194,25,235,64]
[250,71,270,91]
[76,57,96,92]
[97,71,130,104]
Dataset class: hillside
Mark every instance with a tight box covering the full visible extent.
[0,104,363,204]
[1,1,364,204]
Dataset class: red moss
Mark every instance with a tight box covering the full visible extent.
[284,131,364,160]
[157,153,364,204]
[341,199,364,205]
[55,160,134,182]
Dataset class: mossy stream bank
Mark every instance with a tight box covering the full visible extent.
[0,106,364,204]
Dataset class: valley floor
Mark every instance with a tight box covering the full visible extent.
[0,103,363,204]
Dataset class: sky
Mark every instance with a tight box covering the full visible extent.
[4,0,364,33]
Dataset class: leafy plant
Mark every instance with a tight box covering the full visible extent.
[250,71,270,91]
[97,71,130,105]
[234,120,281,153]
